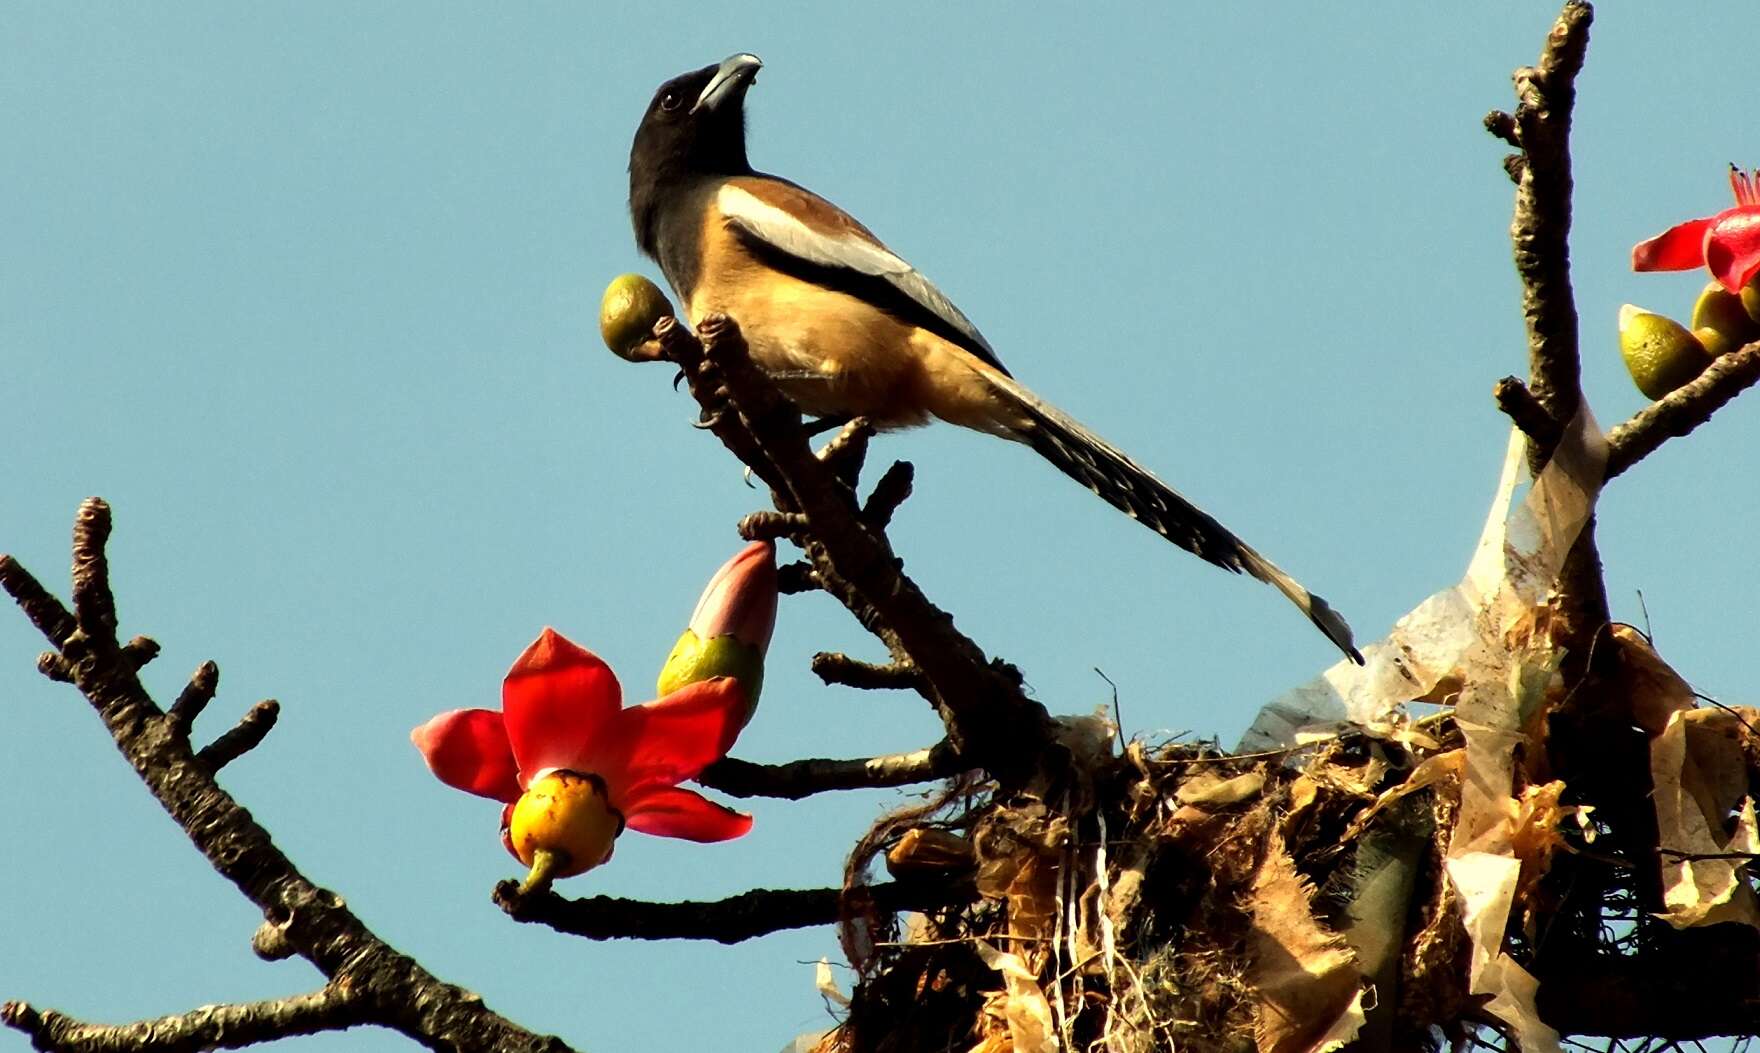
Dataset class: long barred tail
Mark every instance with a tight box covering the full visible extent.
[987,373,1363,664]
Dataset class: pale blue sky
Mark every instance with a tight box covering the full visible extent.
[3,5,1752,1051]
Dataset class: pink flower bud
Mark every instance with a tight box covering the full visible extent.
[686,540,778,653]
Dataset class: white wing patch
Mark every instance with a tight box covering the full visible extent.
[718,184,910,276]
[716,183,1005,371]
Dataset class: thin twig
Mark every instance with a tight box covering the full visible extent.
[494,879,974,945]
[196,700,281,772]
[811,652,925,691]
[1483,109,1520,148]
[167,660,220,739]
[861,461,914,530]
[738,510,811,542]
[0,555,77,647]
[1493,375,1562,448]
[37,651,72,683]
[120,635,160,669]
[70,499,118,638]
[776,561,821,594]
[819,417,876,488]
[696,742,966,800]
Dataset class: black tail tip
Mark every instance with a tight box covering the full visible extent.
[1307,595,1363,665]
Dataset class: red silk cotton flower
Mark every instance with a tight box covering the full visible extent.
[1632,165,1760,295]
[411,627,752,878]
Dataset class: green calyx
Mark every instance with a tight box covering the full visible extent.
[1691,281,1760,355]
[656,628,764,726]
[519,847,564,896]
[1742,279,1760,328]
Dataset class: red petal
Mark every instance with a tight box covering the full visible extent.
[582,677,747,796]
[410,709,520,801]
[1704,206,1760,294]
[501,627,622,786]
[1632,216,1715,272]
[499,801,520,861]
[622,785,753,842]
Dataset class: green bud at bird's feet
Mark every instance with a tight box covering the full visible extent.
[600,273,674,361]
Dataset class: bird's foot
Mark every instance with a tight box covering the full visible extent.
[801,414,853,439]
[691,381,734,429]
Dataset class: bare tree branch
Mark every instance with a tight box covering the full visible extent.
[1483,109,1520,148]
[1507,0,1592,451]
[167,660,220,739]
[644,315,1057,786]
[0,555,76,647]
[2,499,578,1053]
[37,650,73,683]
[818,416,876,488]
[70,498,118,638]
[1493,375,1561,448]
[121,635,160,670]
[493,879,973,944]
[776,560,822,594]
[1604,341,1760,480]
[810,652,925,692]
[697,741,966,800]
[1490,1,1612,690]
[196,699,281,772]
[3,985,375,1053]
[860,461,914,530]
[737,510,811,542]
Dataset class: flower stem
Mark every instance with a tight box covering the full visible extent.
[519,848,567,895]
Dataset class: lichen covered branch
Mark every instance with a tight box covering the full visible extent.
[2,985,373,1053]
[1500,0,1593,446]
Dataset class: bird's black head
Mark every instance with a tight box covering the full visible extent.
[629,54,761,255]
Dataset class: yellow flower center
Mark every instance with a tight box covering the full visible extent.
[508,770,623,886]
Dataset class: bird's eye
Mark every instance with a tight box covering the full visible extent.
[660,92,682,113]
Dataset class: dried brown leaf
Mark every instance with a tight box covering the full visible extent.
[1245,830,1363,1053]
[1614,624,1696,735]
[887,828,978,880]
[1652,706,1760,929]
[1177,769,1266,810]
[972,940,1058,1053]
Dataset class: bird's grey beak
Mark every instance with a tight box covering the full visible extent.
[692,53,762,114]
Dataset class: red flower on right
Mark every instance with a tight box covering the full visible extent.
[1632,165,1760,295]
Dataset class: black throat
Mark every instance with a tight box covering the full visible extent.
[629,112,752,267]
